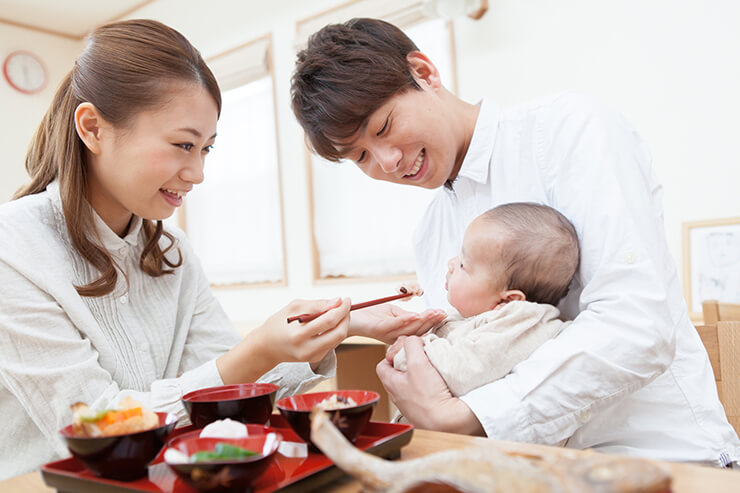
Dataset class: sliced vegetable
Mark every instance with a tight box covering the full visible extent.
[189,442,257,462]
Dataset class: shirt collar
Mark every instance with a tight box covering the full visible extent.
[47,179,143,250]
[446,99,499,191]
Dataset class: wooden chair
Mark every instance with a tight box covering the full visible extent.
[702,300,740,324]
[695,321,740,436]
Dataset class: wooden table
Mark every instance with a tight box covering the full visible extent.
[4,428,738,492]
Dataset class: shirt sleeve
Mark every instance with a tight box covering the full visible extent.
[0,258,227,458]
[177,237,244,373]
[178,235,336,403]
[461,94,680,445]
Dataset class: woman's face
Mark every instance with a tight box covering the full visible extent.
[87,83,219,235]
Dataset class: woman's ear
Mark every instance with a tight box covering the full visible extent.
[74,102,106,155]
[406,51,442,90]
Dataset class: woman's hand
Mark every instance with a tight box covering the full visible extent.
[218,298,350,384]
[376,336,484,435]
[262,298,351,363]
[349,303,446,344]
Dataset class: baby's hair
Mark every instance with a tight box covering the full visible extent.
[478,203,580,306]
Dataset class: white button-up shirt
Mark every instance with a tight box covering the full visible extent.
[413,92,740,465]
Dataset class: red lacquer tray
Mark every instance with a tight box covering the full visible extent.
[40,415,413,492]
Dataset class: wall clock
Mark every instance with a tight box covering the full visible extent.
[3,50,48,94]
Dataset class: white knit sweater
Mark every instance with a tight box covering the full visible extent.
[0,181,334,478]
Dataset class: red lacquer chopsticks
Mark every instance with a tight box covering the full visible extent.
[287,288,412,324]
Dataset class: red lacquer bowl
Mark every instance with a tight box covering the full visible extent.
[167,423,276,449]
[59,412,178,481]
[165,433,282,492]
[182,383,279,428]
[276,390,379,450]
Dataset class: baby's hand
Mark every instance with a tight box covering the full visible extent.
[398,282,423,298]
[385,336,408,364]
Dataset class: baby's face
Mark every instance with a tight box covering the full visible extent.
[445,220,506,317]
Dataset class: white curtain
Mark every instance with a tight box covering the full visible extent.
[312,19,455,278]
[186,77,284,284]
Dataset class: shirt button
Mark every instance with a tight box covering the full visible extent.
[118,246,127,255]
[625,252,636,264]
[579,410,591,423]
[119,294,128,304]
[138,342,149,352]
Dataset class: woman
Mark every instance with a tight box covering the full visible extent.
[0,19,438,478]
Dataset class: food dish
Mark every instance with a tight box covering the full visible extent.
[59,411,178,481]
[165,434,282,492]
[276,390,379,450]
[310,409,672,493]
[70,396,160,438]
[41,416,414,492]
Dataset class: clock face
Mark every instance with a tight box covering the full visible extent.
[3,51,48,94]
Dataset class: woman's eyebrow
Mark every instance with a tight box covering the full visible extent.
[176,127,217,140]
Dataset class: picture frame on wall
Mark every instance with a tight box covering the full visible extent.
[682,217,740,319]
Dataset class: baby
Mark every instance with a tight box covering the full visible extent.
[389,202,580,396]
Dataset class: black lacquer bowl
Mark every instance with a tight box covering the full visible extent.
[59,412,178,481]
[276,390,379,450]
[165,433,282,492]
[182,383,279,428]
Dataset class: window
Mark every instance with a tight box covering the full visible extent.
[182,36,286,285]
[307,18,457,279]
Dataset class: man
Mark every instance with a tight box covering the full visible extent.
[291,18,739,465]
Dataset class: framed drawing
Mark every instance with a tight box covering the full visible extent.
[682,217,740,318]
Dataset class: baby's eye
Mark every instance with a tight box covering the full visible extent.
[177,143,194,151]
[459,262,464,269]
[356,151,366,164]
[203,145,214,153]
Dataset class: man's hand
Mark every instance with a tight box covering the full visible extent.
[348,303,446,344]
[376,336,484,435]
[385,335,408,364]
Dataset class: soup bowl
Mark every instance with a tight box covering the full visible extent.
[165,433,282,492]
[60,411,178,481]
[182,383,279,428]
[276,390,379,450]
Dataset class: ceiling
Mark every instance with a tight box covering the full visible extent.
[0,0,154,39]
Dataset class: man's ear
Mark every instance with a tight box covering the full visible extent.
[406,51,442,90]
[74,102,106,155]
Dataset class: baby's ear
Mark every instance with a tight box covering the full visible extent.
[502,290,526,303]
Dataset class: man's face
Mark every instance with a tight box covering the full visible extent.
[337,85,465,190]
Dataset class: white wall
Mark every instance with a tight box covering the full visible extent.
[0,23,82,201]
[452,0,740,289]
[2,0,739,330]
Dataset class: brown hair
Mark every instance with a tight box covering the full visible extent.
[14,19,221,297]
[291,18,420,161]
[479,203,580,306]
